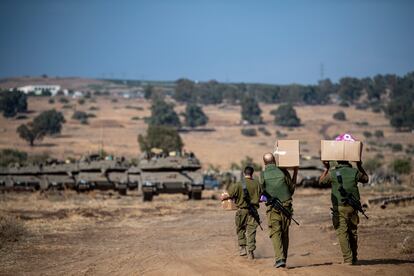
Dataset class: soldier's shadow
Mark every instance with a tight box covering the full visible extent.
[355,259,414,266]
[289,262,334,269]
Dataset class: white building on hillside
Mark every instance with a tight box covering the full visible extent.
[17,85,61,96]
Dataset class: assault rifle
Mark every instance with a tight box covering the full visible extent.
[336,171,369,219]
[262,190,300,225]
[241,177,263,230]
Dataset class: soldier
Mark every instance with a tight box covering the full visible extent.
[223,166,262,259]
[319,160,369,265]
[260,152,298,268]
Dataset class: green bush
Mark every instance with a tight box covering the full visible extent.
[184,103,208,127]
[391,143,403,152]
[363,131,372,138]
[339,101,350,107]
[241,128,257,137]
[271,104,301,127]
[374,130,384,138]
[391,159,412,175]
[77,99,85,105]
[0,90,28,118]
[241,95,263,124]
[138,125,183,154]
[148,98,181,128]
[333,111,346,121]
[59,97,69,104]
[0,149,28,166]
[364,158,382,174]
[355,121,369,126]
[48,98,55,104]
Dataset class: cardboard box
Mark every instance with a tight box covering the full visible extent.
[273,140,300,167]
[321,140,362,161]
[221,199,237,210]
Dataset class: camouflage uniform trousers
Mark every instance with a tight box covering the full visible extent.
[266,205,291,262]
[235,208,259,252]
[332,205,359,263]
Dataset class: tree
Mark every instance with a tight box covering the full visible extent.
[148,98,181,128]
[138,125,183,154]
[184,103,208,127]
[144,84,153,99]
[32,109,65,136]
[17,123,45,146]
[271,104,301,127]
[337,77,363,103]
[174,78,196,103]
[240,95,262,124]
[0,90,28,118]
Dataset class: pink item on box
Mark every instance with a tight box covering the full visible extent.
[335,133,358,142]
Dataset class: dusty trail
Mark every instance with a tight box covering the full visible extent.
[0,190,413,275]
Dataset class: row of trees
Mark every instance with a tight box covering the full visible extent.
[172,72,414,130]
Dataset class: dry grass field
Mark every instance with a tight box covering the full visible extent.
[0,95,412,169]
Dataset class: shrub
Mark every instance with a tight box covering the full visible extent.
[364,158,382,174]
[271,104,301,127]
[59,97,69,104]
[48,98,55,104]
[89,106,99,111]
[356,121,369,126]
[62,104,72,109]
[374,130,384,138]
[276,130,288,138]
[333,111,346,121]
[363,131,372,138]
[0,216,28,247]
[111,98,118,103]
[0,149,28,166]
[258,126,271,136]
[391,143,403,152]
[184,103,209,127]
[15,115,28,120]
[77,99,85,105]
[131,116,141,120]
[241,128,257,137]
[391,159,412,175]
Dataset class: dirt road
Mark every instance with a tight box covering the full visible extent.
[1,189,413,275]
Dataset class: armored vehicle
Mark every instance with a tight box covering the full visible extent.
[139,152,204,201]
[75,154,130,194]
[296,160,325,188]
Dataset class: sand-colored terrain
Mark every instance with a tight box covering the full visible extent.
[1,189,413,275]
[0,96,412,169]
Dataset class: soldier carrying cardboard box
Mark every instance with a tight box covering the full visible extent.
[319,145,369,265]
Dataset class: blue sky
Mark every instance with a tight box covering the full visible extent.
[0,0,413,84]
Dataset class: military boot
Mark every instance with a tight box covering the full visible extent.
[239,246,247,256]
[247,251,255,260]
[274,259,286,268]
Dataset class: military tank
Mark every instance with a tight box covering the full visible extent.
[139,152,204,202]
[0,155,134,195]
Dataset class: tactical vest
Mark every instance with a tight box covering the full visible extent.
[330,165,360,206]
[262,164,292,203]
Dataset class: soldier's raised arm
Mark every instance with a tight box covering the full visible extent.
[356,161,369,184]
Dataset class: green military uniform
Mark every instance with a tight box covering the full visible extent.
[320,163,368,264]
[260,164,295,263]
[228,177,262,253]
